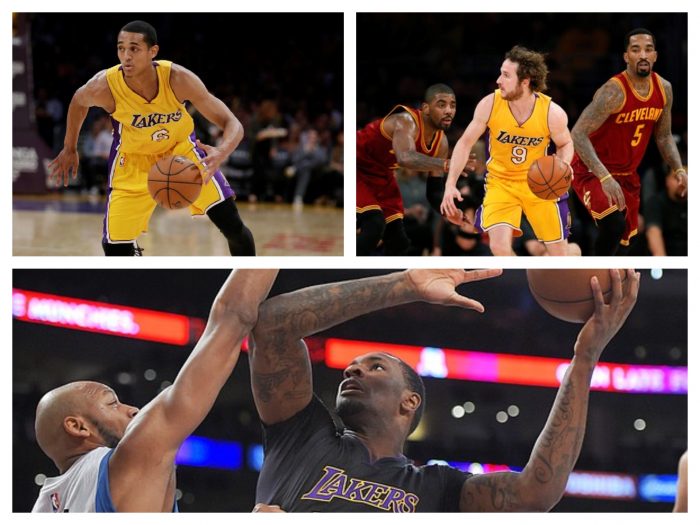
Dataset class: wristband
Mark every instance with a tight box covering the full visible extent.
[599,174,613,184]
[443,159,450,173]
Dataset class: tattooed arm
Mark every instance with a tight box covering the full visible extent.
[571,80,627,210]
[249,269,502,424]
[655,78,687,197]
[459,270,640,512]
[387,113,448,172]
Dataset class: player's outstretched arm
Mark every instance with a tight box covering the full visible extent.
[459,270,640,512]
[654,79,687,197]
[441,95,490,218]
[170,64,244,181]
[108,269,278,511]
[250,269,502,425]
[571,80,627,210]
[48,71,113,187]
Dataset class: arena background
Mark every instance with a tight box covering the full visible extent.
[12,12,344,255]
[13,269,687,512]
[357,13,687,256]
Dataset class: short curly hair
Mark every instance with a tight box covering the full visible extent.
[504,45,549,92]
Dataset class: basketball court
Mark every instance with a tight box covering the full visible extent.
[13,194,343,256]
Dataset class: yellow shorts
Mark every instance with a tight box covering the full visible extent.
[104,141,234,243]
[475,175,570,243]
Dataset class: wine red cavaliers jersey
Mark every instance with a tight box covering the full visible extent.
[357,105,443,180]
[356,106,443,221]
[572,71,666,175]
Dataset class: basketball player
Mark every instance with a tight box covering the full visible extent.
[32,269,278,512]
[48,20,255,256]
[356,84,474,255]
[441,46,574,256]
[249,269,639,511]
[571,28,687,255]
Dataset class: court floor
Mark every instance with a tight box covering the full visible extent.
[13,194,344,256]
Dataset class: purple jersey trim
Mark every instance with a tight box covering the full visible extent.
[103,118,122,242]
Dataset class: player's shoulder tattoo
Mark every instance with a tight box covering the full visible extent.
[592,79,625,114]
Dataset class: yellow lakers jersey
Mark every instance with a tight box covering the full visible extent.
[105,60,194,155]
[486,90,551,181]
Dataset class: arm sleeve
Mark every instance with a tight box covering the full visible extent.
[426,174,447,213]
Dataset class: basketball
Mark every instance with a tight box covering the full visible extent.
[527,269,627,323]
[148,156,203,209]
[527,155,572,200]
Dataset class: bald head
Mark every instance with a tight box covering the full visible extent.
[35,381,128,472]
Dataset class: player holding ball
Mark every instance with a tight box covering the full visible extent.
[48,20,255,256]
[441,46,574,256]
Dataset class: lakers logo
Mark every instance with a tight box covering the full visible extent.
[583,190,592,209]
[152,129,169,142]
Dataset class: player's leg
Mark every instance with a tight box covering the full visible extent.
[183,142,256,256]
[383,216,411,256]
[103,153,157,256]
[594,211,626,255]
[206,197,256,256]
[523,192,572,256]
[356,209,385,255]
[486,225,516,256]
[475,176,522,255]
[356,171,388,255]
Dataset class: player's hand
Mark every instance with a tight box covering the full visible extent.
[675,169,688,198]
[440,185,463,218]
[252,503,286,513]
[48,147,80,187]
[405,269,503,313]
[600,176,626,211]
[573,269,640,364]
[196,139,228,183]
[444,209,467,226]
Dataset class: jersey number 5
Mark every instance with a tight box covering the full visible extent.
[631,124,645,147]
[511,146,527,165]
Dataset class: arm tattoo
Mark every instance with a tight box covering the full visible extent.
[655,81,684,169]
[460,362,592,512]
[257,273,416,340]
[572,81,625,178]
[397,150,447,171]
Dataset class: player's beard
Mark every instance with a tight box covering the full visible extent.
[89,417,122,448]
[335,397,368,428]
[502,84,524,101]
[636,61,652,77]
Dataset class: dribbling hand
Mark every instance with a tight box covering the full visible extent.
[195,139,228,184]
[601,176,626,211]
[574,269,640,364]
[48,147,80,187]
[405,269,503,313]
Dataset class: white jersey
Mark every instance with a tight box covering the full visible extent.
[32,447,111,512]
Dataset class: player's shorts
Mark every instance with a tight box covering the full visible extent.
[474,174,570,243]
[571,167,640,245]
[356,169,404,223]
[103,138,235,243]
